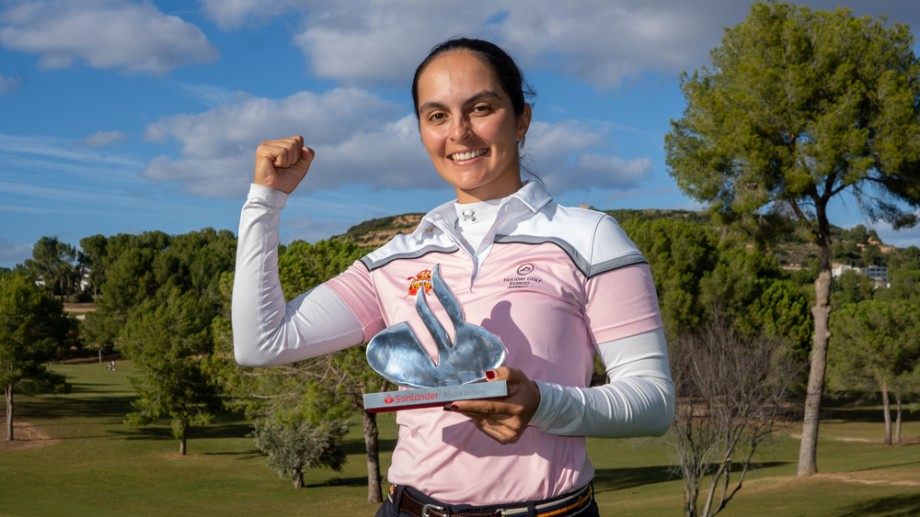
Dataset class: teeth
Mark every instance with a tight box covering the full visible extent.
[451,149,487,161]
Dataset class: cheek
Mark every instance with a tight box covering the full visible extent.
[420,128,445,156]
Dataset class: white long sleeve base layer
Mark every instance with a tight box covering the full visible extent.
[529,328,673,437]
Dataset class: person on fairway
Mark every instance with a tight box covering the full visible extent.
[233,37,674,517]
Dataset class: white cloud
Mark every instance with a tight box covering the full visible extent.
[0,0,217,74]
[865,213,920,250]
[293,0,501,85]
[196,0,920,90]
[79,130,128,148]
[142,88,419,197]
[525,120,652,193]
[199,0,314,30]
[141,89,651,200]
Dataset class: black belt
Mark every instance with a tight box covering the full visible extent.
[394,483,594,517]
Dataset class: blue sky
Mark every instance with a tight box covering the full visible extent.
[1,0,919,268]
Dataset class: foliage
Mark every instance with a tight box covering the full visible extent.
[251,417,350,489]
[831,269,876,305]
[620,217,718,336]
[22,236,80,300]
[665,2,920,232]
[664,0,920,476]
[745,279,813,366]
[0,272,72,440]
[278,239,365,300]
[120,289,223,454]
[828,299,920,444]
[89,229,238,454]
[670,318,798,517]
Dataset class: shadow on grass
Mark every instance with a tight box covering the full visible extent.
[823,406,920,424]
[341,437,397,456]
[111,421,254,442]
[593,461,788,493]
[837,493,920,517]
[306,476,368,488]
[18,392,135,421]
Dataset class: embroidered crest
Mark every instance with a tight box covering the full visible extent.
[406,269,433,295]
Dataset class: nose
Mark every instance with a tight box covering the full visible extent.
[450,115,471,142]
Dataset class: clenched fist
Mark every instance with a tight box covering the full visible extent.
[253,135,315,194]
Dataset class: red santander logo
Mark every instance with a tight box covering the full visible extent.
[384,394,394,404]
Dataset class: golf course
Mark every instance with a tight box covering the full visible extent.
[2,360,919,516]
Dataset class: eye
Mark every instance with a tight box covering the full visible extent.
[426,111,448,124]
[471,104,494,116]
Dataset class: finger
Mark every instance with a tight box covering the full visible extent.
[296,145,315,171]
[272,136,304,168]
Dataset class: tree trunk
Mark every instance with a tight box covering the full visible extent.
[293,469,304,489]
[179,425,187,456]
[363,410,383,504]
[881,382,892,446]
[5,384,13,441]
[797,268,832,477]
[895,395,902,445]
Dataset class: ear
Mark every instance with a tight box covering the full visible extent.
[516,103,532,143]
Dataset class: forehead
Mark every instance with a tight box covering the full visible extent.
[416,50,505,101]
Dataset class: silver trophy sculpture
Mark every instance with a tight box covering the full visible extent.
[364,264,508,411]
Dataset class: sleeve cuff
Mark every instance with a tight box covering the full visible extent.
[247,183,289,209]
[528,380,556,430]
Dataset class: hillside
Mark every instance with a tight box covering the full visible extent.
[334,207,918,273]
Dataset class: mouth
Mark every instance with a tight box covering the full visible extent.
[449,148,489,161]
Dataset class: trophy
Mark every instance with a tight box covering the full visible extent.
[363,264,508,412]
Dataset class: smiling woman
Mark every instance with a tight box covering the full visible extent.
[415,50,531,204]
[232,37,674,517]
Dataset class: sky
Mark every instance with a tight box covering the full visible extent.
[1,0,919,268]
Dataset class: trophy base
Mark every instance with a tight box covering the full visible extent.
[363,380,508,413]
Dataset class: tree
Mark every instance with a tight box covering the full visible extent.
[78,234,108,298]
[829,299,920,445]
[0,273,72,440]
[832,269,875,305]
[251,417,349,489]
[23,236,79,301]
[121,290,222,455]
[671,318,797,517]
[279,238,394,503]
[619,218,718,337]
[664,1,920,476]
[217,237,391,501]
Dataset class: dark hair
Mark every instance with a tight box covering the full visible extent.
[411,37,535,119]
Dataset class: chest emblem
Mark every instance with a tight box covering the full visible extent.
[406,269,432,295]
[504,262,543,289]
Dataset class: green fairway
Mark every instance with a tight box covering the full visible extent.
[2,362,918,516]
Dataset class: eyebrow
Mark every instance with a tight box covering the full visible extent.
[417,89,504,114]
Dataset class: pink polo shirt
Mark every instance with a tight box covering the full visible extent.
[324,188,662,504]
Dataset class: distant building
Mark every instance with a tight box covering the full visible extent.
[831,263,889,287]
[863,265,888,284]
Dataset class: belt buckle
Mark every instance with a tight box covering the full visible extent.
[421,503,446,517]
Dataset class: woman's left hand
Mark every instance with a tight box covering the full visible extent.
[446,366,541,444]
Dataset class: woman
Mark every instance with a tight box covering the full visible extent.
[233,37,674,517]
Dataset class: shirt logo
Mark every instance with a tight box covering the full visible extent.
[406,269,433,295]
[504,263,542,289]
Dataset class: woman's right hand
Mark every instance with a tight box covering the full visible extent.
[253,135,315,194]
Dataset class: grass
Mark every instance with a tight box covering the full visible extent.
[2,361,919,517]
